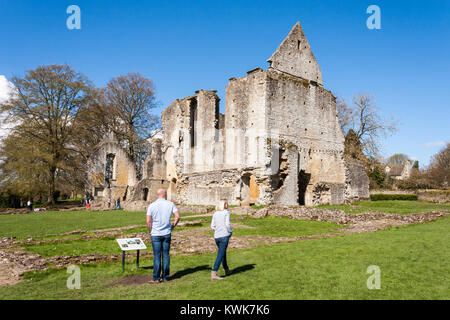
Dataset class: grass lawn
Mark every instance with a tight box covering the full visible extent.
[318,200,450,214]
[0,210,147,239]
[1,216,449,299]
[22,217,343,258]
[212,217,342,238]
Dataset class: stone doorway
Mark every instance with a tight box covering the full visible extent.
[298,170,311,205]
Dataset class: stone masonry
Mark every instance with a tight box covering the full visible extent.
[87,22,369,208]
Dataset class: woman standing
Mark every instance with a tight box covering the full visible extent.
[211,200,232,280]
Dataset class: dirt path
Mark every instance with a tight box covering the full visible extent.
[0,209,448,287]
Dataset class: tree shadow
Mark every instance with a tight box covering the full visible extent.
[169,265,211,280]
[229,264,256,276]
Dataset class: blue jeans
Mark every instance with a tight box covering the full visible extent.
[114,203,121,210]
[151,234,171,280]
[213,236,230,272]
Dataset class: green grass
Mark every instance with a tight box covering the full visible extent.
[23,238,120,257]
[22,217,340,258]
[1,216,449,299]
[0,210,148,239]
[221,217,342,238]
[318,200,450,215]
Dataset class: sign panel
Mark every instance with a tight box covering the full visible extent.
[116,238,147,251]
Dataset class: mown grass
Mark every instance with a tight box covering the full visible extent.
[0,210,147,239]
[22,217,341,258]
[210,217,342,238]
[318,200,450,215]
[1,216,449,300]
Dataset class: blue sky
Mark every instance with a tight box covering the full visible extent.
[0,0,449,166]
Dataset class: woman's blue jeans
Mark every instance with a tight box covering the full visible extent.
[151,234,171,281]
[213,236,230,272]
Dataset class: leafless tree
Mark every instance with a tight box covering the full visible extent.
[104,73,160,179]
[0,65,93,204]
[337,93,397,158]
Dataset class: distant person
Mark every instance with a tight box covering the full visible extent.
[27,200,33,211]
[146,189,180,283]
[210,200,232,280]
[114,198,121,210]
[86,198,91,210]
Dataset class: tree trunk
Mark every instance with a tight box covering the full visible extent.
[47,166,57,205]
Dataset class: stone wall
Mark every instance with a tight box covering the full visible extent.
[417,190,450,203]
[86,134,137,202]
[344,158,370,203]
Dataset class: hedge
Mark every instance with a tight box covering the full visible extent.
[370,194,418,201]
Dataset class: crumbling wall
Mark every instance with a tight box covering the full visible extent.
[86,134,137,202]
[344,158,370,203]
[177,168,271,206]
[264,70,346,206]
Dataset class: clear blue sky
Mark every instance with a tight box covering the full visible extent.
[1,0,449,166]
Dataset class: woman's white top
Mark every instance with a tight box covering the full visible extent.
[211,210,232,239]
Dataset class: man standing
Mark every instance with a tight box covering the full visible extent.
[146,189,180,283]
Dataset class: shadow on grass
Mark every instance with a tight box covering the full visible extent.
[137,263,255,280]
[170,265,211,280]
[229,264,255,276]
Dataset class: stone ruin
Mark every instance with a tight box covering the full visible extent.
[86,22,369,210]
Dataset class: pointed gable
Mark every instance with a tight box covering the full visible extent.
[267,22,323,85]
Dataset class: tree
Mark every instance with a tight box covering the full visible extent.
[337,99,354,135]
[427,143,450,188]
[337,93,397,158]
[0,65,93,204]
[387,154,410,165]
[104,73,160,178]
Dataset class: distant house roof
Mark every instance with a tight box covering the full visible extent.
[386,164,405,177]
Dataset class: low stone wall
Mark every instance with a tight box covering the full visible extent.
[417,191,450,204]
[370,190,416,195]
[244,205,449,225]
[92,199,216,213]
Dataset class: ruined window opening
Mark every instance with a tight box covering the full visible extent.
[190,98,198,148]
[105,153,115,183]
[271,147,288,191]
[214,99,220,142]
[298,170,311,205]
[143,188,149,201]
[297,40,301,50]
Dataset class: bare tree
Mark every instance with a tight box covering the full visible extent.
[0,65,93,204]
[104,73,160,178]
[427,143,450,188]
[337,93,397,158]
[336,98,354,135]
[387,153,410,165]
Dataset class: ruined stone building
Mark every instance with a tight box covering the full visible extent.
[87,22,369,209]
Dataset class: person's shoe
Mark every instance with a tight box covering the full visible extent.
[211,271,223,280]
[149,279,160,284]
[162,276,171,282]
[224,268,232,276]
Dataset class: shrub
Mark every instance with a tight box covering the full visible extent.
[370,194,418,201]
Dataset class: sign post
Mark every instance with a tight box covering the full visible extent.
[116,238,147,271]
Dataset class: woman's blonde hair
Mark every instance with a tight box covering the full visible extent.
[216,200,228,211]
